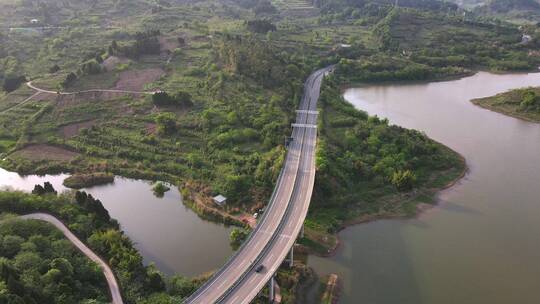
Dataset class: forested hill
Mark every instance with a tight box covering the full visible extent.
[313,0,459,13]
[478,0,540,12]
[473,0,540,21]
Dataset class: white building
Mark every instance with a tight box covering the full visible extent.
[213,194,227,206]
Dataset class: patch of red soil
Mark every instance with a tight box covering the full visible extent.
[54,92,143,107]
[32,92,57,101]
[60,120,97,138]
[14,144,78,162]
[145,123,157,135]
[159,36,180,53]
[114,68,164,91]
[102,56,129,71]
[239,214,256,228]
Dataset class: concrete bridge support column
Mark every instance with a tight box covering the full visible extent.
[288,246,294,268]
[300,224,305,238]
[269,275,275,303]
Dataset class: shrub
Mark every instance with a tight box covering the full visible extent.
[155,112,177,135]
[391,170,417,192]
[2,75,26,92]
[152,182,170,198]
[246,19,276,34]
[229,227,249,250]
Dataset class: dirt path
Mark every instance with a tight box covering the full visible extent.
[0,91,41,114]
[19,213,124,304]
[26,81,157,95]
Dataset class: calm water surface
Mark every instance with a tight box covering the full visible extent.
[309,71,540,304]
[0,168,233,277]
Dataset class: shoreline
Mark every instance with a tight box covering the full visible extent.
[308,118,469,259]
[471,98,540,124]
[338,70,476,91]
[338,67,540,91]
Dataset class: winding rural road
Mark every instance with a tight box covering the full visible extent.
[26,81,157,95]
[185,66,331,304]
[0,82,156,115]
[17,213,123,304]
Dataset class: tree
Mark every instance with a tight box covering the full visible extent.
[154,112,176,135]
[246,19,276,33]
[74,191,110,221]
[520,89,539,111]
[50,258,74,277]
[253,0,278,15]
[391,170,417,191]
[152,92,174,106]
[32,182,56,195]
[49,64,61,73]
[95,54,104,64]
[81,60,103,75]
[43,182,56,194]
[2,75,26,92]
[152,182,170,198]
[63,72,77,88]
[31,185,46,196]
[174,91,193,107]
[168,275,196,297]
[229,228,249,250]
[146,265,165,292]
[152,91,193,107]
[1,236,24,258]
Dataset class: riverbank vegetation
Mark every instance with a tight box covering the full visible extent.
[472,86,540,123]
[0,188,210,303]
[302,78,466,253]
[229,227,250,250]
[152,182,170,198]
[63,172,114,189]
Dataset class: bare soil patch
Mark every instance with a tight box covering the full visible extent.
[114,68,164,91]
[102,56,129,71]
[54,92,142,108]
[145,123,157,135]
[159,36,180,53]
[60,120,97,138]
[32,92,57,102]
[13,144,78,162]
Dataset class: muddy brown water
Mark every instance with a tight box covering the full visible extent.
[308,71,540,304]
[0,170,233,277]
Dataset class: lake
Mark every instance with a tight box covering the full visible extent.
[308,71,540,304]
[0,168,233,277]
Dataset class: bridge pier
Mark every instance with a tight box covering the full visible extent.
[269,275,275,303]
[288,245,294,268]
[300,224,304,238]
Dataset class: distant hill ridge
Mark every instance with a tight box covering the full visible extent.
[480,0,540,13]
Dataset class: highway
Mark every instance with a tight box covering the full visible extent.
[185,66,330,304]
[17,213,124,304]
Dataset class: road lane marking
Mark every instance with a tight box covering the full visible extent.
[217,280,228,289]
[186,67,330,304]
